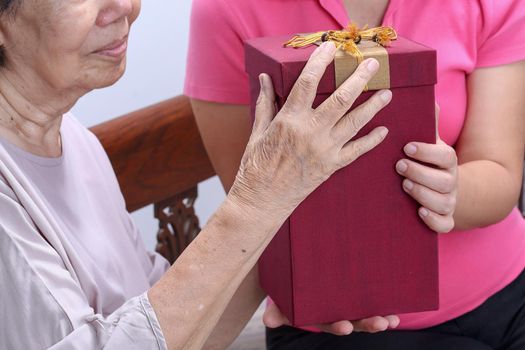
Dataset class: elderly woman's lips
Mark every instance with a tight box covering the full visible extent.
[94,37,128,57]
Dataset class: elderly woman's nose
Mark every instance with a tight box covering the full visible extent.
[96,0,133,27]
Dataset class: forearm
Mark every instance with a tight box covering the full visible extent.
[148,198,283,350]
[453,61,525,230]
[192,101,266,348]
[454,160,523,230]
[175,52,390,348]
[202,266,266,350]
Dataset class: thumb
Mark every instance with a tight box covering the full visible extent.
[263,301,290,329]
[253,73,276,136]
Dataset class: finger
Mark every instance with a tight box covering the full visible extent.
[403,142,457,170]
[402,179,456,215]
[284,41,337,112]
[385,315,401,329]
[253,74,276,136]
[339,126,389,168]
[418,207,455,233]
[317,321,354,336]
[262,302,290,329]
[396,159,456,194]
[316,58,381,124]
[352,316,390,333]
[332,89,392,144]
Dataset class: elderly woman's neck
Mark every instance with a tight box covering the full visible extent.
[0,72,80,158]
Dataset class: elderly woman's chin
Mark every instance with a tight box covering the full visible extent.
[87,36,130,88]
[84,55,128,90]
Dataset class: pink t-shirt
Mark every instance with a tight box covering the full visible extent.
[185,0,525,329]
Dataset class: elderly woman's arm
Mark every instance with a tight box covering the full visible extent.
[192,103,396,350]
[148,46,391,349]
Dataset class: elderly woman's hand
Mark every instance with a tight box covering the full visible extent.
[395,105,459,233]
[229,42,392,218]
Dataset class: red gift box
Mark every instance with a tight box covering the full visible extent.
[245,33,439,326]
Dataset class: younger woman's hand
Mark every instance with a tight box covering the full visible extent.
[395,106,459,233]
[263,302,400,336]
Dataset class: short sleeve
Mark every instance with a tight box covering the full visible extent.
[476,0,525,67]
[184,0,250,105]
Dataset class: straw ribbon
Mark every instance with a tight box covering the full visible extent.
[284,24,398,64]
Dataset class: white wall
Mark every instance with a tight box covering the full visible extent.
[72,1,225,250]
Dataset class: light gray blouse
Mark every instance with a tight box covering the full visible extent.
[0,114,170,349]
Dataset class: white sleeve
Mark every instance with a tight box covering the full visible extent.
[0,191,167,350]
[48,294,166,350]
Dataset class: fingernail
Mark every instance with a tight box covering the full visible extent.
[380,90,392,103]
[376,319,389,331]
[341,323,353,336]
[379,127,389,138]
[321,41,336,53]
[404,143,417,155]
[396,161,408,173]
[259,74,265,88]
[403,179,414,191]
[420,208,429,217]
[366,59,379,72]
[391,317,400,329]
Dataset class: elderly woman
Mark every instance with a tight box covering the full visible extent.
[0,0,394,349]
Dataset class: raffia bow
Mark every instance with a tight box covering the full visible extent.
[284,24,398,63]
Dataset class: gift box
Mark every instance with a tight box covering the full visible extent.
[245,31,439,326]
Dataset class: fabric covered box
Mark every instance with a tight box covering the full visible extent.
[245,31,439,326]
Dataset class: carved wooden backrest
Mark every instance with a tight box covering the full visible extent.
[90,96,215,263]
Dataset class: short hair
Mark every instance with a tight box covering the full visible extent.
[0,0,19,66]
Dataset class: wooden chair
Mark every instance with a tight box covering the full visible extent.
[90,96,215,264]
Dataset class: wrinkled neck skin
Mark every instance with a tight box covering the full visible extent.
[0,68,87,158]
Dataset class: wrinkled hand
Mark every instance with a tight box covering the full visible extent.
[229,42,392,217]
[395,105,459,233]
[263,302,400,336]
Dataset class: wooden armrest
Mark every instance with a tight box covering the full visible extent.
[90,96,215,212]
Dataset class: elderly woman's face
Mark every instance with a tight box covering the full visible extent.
[0,0,141,91]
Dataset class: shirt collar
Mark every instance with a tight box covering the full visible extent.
[318,0,404,28]
[318,0,349,28]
